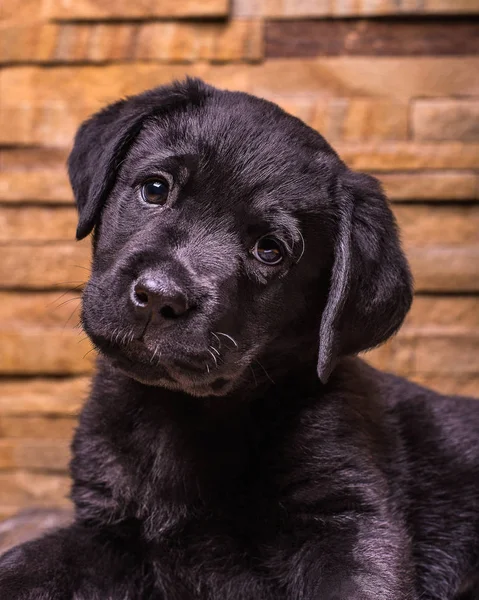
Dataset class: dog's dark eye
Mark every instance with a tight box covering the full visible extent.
[141,180,169,205]
[252,236,284,265]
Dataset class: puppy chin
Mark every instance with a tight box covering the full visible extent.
[103,347,238,398]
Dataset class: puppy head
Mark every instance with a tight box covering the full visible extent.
[69,78,412,397]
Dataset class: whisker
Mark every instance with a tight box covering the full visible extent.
[82,347,97,360]
[63,304,81,329]
[210,345,220,357]
[151,345,159,365]
[54,296,82,310]
[73,265,91,273]
[215,332,238,348]
[253,359,275,385]
[47,284,84,307]
[207,349,218,367]
[249,365,258,388]
[206,363,210,374]
[211,332,221,348]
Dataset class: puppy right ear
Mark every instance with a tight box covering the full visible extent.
[68,99,150,240]
[68,77,213,240]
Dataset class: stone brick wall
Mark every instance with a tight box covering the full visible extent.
[0,0,478,519]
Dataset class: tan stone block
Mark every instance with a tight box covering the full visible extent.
[394,205,479,246]
[0,171,72,203]
[407,246,479,292]
[410,330,479,375]
[0,102,91,147]
[0,243,91,288]
[0,471,71,507]
[365,328,479,376]
[410,375,479,397]
[405,296,479,329]
[0,292,82,328]
[0,329,94,375]
[0,148,68,171]
[273,97,317,123]
[2,59,478,114]
[0,443,14,469]
[413,99,479,142]
[337,142,479,171]
[0,0,51,21]
[339,99,408,141]
[136,20,263,63]
[250,0,479,16]
[378,172,478,201]
[0,439,71,471]
[0,417,76,439]
[47,0,228,18]
[0,207,77,242]
[0,21,262,64]
[0,378,89,416]
[300,98,408,141]
[0,22,58,62]
[424,0,479,13]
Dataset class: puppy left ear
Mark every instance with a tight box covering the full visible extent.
[317,169,413,383]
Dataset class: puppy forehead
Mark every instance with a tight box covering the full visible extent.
[128,94,319,180]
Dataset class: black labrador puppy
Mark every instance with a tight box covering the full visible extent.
[0,79,478,600]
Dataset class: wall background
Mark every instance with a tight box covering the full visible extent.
[0,0,478,519]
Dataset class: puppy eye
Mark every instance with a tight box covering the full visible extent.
[141,179,169,205]
[252,236,284,265]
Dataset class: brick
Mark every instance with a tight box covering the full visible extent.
[407,246,479,292]
[0,378,88,416]
[0,148,68,171]
[412,99,479,142]
[410,375,479,397]
[265,18,479,57]
[0,329,94,375]
[0,0,51,21]
[48,0,228,18]
[0,103,91,147]
[1,59,478,114]
[289,98,408,141]
[0,416,76,439]
[394,205,479,246]
[2,0,228,20]
[0,471,71,507]
[0,440,70,471]
[0,292,81,328]
[135,21,263,63]
[365,328,479,376]
[0,21,263,64]
[237,0,479,17]
[378,172,478,201]
[405,296,479,329]
[0,169,73,202]
[2,60,479,147]
[336,142,479,170]
[0,207,77,242]
[0,244,91,289]
[0,23,58,62]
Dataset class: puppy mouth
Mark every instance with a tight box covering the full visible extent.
[88,328,240,395]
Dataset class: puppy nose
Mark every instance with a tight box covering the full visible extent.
[131,277,190,319]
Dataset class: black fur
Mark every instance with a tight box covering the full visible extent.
[1,79,477,599]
